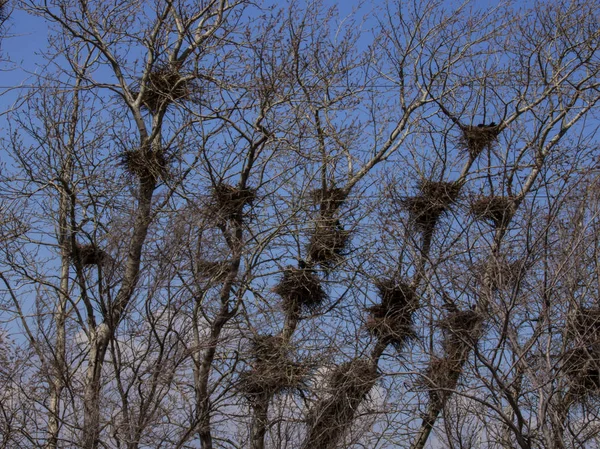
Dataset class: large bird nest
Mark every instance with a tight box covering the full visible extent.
[563,346,600,397]
[470,196,515,228]
[307,219,351,266]
[72,243,108,266]
[310,187,347,216]
[459,123,503,158]
[366,279,418,349]
[274,267,327,314]
[211,183,256,222]
[400,181,461,232]
[238,335,309,401]
[304,359,379,448]
[119,147,170,182]
[134,64,190,113]
[439,309,482,358]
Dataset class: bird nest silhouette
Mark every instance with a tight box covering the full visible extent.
[460,123,503,158]
[211,183,256,221]
[119,147,170,182]
[400,180,461,231]
[439,309,482,357]
[310,187,347,215]
[72,243,108,266]
[196,260,230,282]
[238,335,309,401]
[307,219,351,266]
[470,196,515,228]
[134,65,190,113]
[422,356,464,407]
[563,346,600,397]
[366,279,418,350]
[274,267,327,314]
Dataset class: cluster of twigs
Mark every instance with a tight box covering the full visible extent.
[470,196,515,228]
[196,260,230,282]
[134,64,190,113]
[274,267,327,315]
[72,243,108,266]
[477,257,526,290]
[119,147,170,182]
[564,308,600,397]
[400,180,461,233]
[366,278,418,350]
[459,122,503,158]
[211,183,256,222]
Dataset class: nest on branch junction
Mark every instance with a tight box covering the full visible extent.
[211,183,256,221]
[72,243,109,266]
[421,356,464,407]
[238,335,309,401]
[196,260,230,282]
[573,308,600,343]
[563,346,600,397]
[274,267,327,314]
[439,309,483,358]
[304,359,379,448]
[119,147,170,182]
[459,122,503,158]
[307,219,351,266]
[133,64,191,113]
[366,279,418,350]
[470,195,515,228]
[476,257,526,290]
[310,187,347,215]
[400,180,461,232]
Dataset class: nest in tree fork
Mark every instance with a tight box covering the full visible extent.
[196,260,230,282]
[212,183,256,221]
[400,180,461,231]
[307,219,351,266]
[422,357,464,407]
[573,308,600,342]
[135,65,189,113]
[477,257,526,290]
[274,267,327,314]
[366,279,418,349]
[238,335,309,400]
[439,309,483,358]
[460,123,503,158]
[304,359,379,448]
[119,147,169,181]
[563,346,600,397]
[310,187,347,215]
[470,196,515,228]
[72,243,108,266]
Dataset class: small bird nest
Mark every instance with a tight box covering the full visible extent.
[238,335,309,401]
[422,357,463,407]
[119,148,169,181]
[563,346,600,397]
[573,308,600,343]
[460,123,503,158]
[307,219,351,266]
[310,187,347,215]
[470,196,515,228]
[72,243,108,266]
[211,183,256,221]
[196,260,230,282]
[274,267,327,314]
[134,65,190,113]
[366,279,418,349]
[439,309,482,357]
[400,181,461,232]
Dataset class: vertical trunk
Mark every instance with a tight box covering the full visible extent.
[250,396,268,449]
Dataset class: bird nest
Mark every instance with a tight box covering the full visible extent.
[470,196,515,228]
[476,257,526,290]
[274,267,327,314]
[119,147,170,182]
[196,260,230,282]
[400,181,461,232]
[460,123,503,158]
[238,335,309,401]
[134,65,190,113]
[422,357,463,407]
[328,359,379,399]
[310,187,347,215]
[72,243,108,266]
[211,183,256,221]
[563,346,600,397]
[439,309,482,357]
[573,308,600,343]
[307,219,351,266]
[366,279,418,349]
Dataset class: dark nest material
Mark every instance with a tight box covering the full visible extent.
[460,123,503,158]
[307,219,351,266]
[119,147,170,181]
[211,183,256,221]
[400,181,461,232]
[135,65,190,113]
[366,279,418,350]
[274,267,327,314]
[310,187,347,215]
[563,346,600,397]
[439,309,483,357]
[304,359,379,448]
[470,196,515,228]
[573,308,600,342]
[72,243,108,266]
[422,357,463,407]
[196,260,230,282]
[238,335,309,401]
